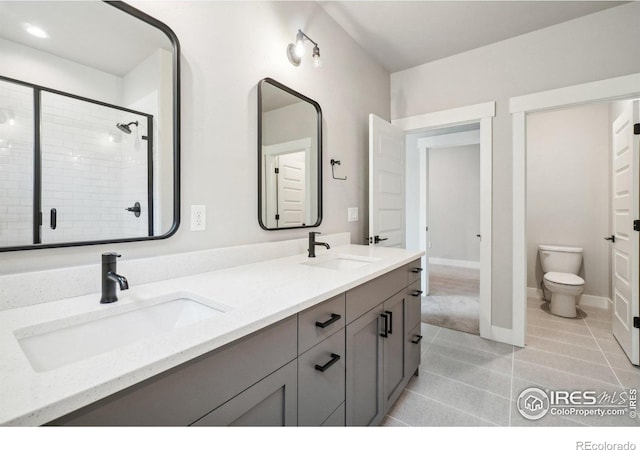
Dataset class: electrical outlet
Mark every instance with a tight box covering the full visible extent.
[191,205,206,231]
[348,207,359,222]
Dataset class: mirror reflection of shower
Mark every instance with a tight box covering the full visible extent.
[116,121,138,134]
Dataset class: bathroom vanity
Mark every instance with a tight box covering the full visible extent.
[0,243,423,426]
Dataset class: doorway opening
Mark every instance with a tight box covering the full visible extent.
[409,124,481,335]
[511,73,640,366]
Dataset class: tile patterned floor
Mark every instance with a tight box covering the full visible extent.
[383,298,640,427]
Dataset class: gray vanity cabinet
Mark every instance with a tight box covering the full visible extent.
[345,259,423,426]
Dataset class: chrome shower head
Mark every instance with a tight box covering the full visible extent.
[116,121,138,134]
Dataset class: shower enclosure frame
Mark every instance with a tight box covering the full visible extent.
[0,74,155,245]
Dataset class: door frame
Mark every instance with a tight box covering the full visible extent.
[393,101,495,341]
[510,72,640,347]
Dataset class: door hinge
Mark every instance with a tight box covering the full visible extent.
[634,220,640,232]
[634,123,640,135]
[274,167,279,174]
[634,316,640,329]
[275,214,280,221]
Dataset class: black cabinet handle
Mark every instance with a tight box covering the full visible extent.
[385,310,393,334]
[380,313,389,338]
[50,208,57,230]
[411,267,423,273]
[411,290,423,297]
[411,335,423,344]
[315,353,341,372]
[315,313,341,329]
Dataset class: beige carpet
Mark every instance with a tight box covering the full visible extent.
[421,264,480,335]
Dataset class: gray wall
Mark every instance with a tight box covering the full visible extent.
[428,145,480,263]
[526,103,610,298]
[391,2,640,329]
[0,1,390,274]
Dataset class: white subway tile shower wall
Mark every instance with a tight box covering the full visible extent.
[0,80,34,247]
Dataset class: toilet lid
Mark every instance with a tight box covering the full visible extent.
[544,272,584,286]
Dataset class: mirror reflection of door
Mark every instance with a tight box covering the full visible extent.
[263,139,311,228]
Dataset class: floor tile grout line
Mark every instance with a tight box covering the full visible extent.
[511,363,623,391]
[427,325,442,344]
[424,346,515,379]
[526,330,601,352]
[582,318,624,388]
[432,336,516,358]
[527,319,594,338]
[403,387,502,426]
[525,335,612,365]
[418,366,512,401]
[517,343,619,373]
[383,414,412,427]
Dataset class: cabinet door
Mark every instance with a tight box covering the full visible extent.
[191,360,297,426]
[405,323,422,378]
[345,305,384,426]
[382,291,406,411]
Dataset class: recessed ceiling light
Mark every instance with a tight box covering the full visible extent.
[24,24,49,39]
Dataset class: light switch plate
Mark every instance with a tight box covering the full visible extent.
[348,207,359,222]
[191,205,206,231]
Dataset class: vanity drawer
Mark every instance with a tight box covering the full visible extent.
[406,259,423,285]
[406,280,422,334]
[50,316,297,426]
[346,266,406,323]
[298,328,346,426]
[298,293,345,354]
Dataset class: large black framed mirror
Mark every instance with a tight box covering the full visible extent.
[258,78,322,230]
[0,1,180,251]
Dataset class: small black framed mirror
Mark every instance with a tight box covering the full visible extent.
[0,1,180,251]
[258,78,322,230]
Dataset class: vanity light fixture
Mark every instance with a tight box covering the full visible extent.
[287,29,321,68]
[24,23,49,39]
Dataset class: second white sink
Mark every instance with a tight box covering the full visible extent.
[15,295,230,373]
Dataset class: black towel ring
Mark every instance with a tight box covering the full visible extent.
[330,159,347,180]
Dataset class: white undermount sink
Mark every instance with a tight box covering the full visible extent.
[302,254,381,271]
[15,294,230,372]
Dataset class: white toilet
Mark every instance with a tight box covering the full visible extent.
[538,245,585,318]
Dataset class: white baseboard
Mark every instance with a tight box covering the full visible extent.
[527,287,610,310]
[429,257,480,269]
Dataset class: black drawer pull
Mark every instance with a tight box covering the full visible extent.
[380,313,389,338]
[315,353,341,372]
[315,313,341,329]
[50,208,57,230]
[385,310,393,334]
[411,267,423,273]
[411,335,423,344]
[411,290,423,297]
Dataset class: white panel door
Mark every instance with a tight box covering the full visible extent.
[611,100,639,366]
[369,114,405,247]
[277,151,306,227]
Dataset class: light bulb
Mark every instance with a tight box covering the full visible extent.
[295,30,305,57]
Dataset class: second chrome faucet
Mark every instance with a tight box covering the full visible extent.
[308,232,330,258]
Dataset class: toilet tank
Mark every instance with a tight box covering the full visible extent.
[538,245,583,274]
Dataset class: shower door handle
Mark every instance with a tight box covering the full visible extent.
[604,235,615,243]
[50,208,57,230]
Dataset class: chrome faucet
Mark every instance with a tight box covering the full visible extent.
[100,252,129,304]
[308,231,330,258]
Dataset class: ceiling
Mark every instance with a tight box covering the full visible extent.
[319,1,626,73]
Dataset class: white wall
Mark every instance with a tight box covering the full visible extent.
[526,103,610,298]
[0,1,389,274]
[391,2,640,328]
[428,145,480,263]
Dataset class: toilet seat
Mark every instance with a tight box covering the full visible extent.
[544,272,584,286]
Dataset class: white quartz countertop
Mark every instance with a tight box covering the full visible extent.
[0,244,423,426]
